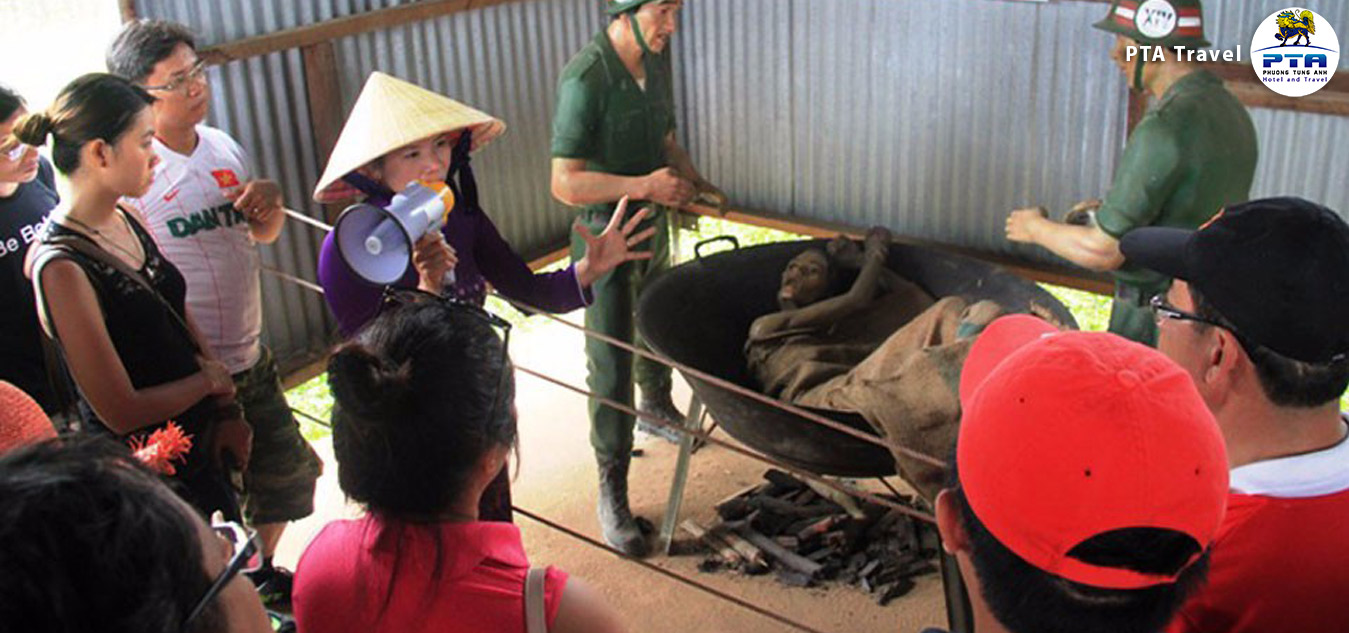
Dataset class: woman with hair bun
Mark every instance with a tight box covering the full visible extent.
[20,73,248,519]
[293,300,626,633]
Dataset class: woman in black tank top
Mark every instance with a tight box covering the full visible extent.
[17,74,248,519]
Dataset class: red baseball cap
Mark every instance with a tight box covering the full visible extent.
[957,315,1229,589]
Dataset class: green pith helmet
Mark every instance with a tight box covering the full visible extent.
[1094,0,1210,91]
[1093,0,1211,49]
[605,0,670,57]
[607,0,660,16]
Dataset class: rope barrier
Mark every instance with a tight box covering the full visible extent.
[493,292,946,469]
[512,506,834,633]
[284,208,334,233]
[514,363,936,524]
[261,265,326,295]
[289,405,331,428]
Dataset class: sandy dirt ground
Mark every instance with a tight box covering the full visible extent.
[275,313,949,633]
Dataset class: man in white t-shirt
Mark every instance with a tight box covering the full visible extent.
[1121,198,1349,633]
[109,19,321,608]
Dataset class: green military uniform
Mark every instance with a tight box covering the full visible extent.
[1092,0,1257,345]
[1096,71,1257,344]
[552,27,677,461]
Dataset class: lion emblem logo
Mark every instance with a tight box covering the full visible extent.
[1275,9,1317,46]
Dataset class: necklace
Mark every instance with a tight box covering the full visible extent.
[64,214,146,267]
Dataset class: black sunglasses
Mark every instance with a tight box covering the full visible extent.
[183,520,261,630]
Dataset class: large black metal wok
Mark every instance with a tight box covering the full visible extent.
[636,238,1077,477]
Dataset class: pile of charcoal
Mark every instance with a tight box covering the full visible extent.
[681,469,941,605]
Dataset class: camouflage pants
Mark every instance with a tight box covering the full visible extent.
[234,347,323,525]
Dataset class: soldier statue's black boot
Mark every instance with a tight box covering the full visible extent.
[637,391,684,444]
[596,455,650,557]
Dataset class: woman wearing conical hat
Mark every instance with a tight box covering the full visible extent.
[314,72,654,339]
[315,73,654,523]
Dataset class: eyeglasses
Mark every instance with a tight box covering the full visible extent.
[183,519,262,630]
[1148,295,1227,329]
[1149,294,1261,352]
[380,288,514,424]
[144,61,208,94]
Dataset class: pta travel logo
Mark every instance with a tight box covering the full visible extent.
[1251,8,1340,97]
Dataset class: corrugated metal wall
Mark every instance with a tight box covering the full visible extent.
[133,0,1349,364]
[676,0,1349,263]
[677,0,1130,259]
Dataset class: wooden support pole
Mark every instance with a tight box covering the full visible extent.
[300,41,347,222]
[302,41,344,170]
[1211,61,1349,117]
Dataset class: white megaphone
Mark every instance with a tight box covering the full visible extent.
[333,180,457,286]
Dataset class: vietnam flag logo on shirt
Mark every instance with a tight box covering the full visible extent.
[212,169,240,189]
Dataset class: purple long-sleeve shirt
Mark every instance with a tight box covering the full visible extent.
[319,205,591,337]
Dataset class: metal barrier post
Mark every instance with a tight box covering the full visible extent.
[657,392,705,555]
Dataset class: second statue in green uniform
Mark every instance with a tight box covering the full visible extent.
[551,0,725,556]
[1006,0,1258,346]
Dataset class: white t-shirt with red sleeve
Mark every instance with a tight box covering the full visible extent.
[1167,415,1349,633]
[123,125,262,374]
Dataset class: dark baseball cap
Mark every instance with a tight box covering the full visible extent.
[1120,197,1349,364]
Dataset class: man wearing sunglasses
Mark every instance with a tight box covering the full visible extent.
[107,19,322,609]
[1120,197,1349,633]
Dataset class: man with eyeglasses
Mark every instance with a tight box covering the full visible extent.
[107,19,321,610]
[1120,197,1349,633]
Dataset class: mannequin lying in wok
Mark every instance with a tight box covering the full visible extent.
[745,228,1005,500]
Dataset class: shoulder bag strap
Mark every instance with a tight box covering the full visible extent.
[40,231,201,355]
[29,243,89,424]
[524,567,548,633]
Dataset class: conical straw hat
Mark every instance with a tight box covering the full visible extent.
[313,71,506,203]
